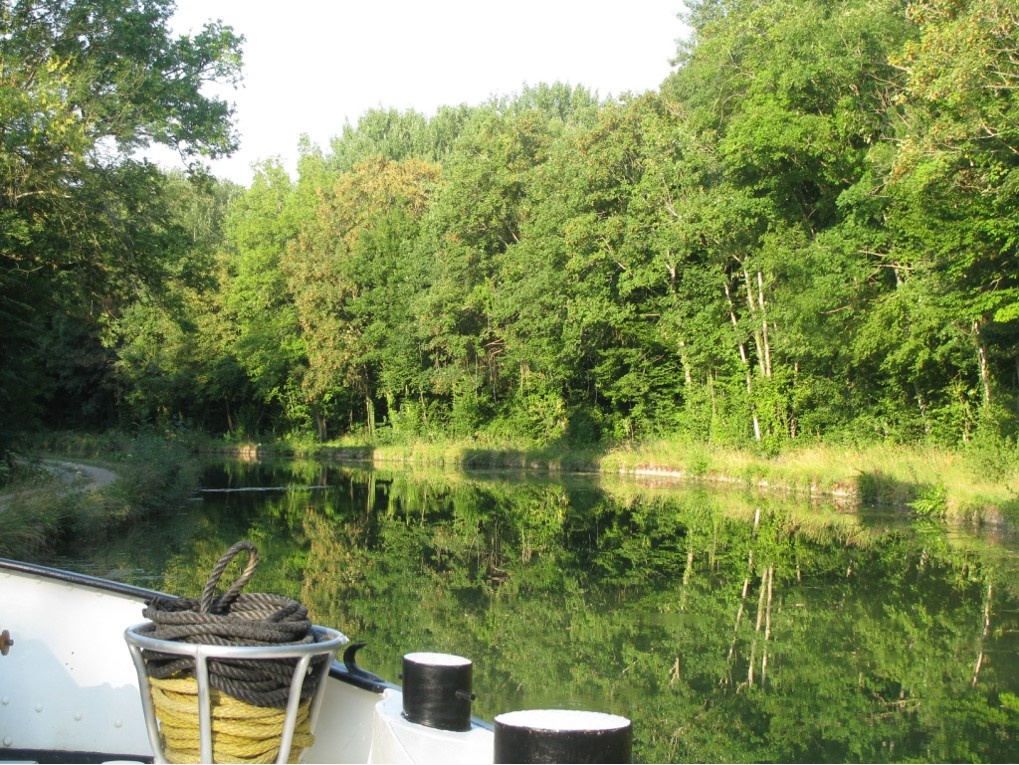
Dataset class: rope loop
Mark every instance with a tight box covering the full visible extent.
[141,540,326,709]
[200,540,260,614]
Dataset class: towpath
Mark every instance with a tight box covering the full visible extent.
[39,460,119,491]
[0,459,118,510]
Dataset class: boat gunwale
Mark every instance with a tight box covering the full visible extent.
[0,557,391,693]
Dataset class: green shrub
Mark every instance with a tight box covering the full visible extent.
[908,483,948,519]
[449,386,492,439]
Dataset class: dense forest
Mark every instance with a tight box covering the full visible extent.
[3,0,1018,462]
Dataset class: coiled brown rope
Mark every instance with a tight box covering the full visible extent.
[141,541,328,708]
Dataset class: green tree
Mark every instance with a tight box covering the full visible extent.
[419,106,558,427]
[105,172,241,430]
[327,105,472,173]
[284,155,441,438]
[217,160,307,435]
[664,0,916,445]
[0,0,242,452]
[873,0,1019,441]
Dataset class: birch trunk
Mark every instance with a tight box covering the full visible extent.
[974,319,992,405]
[679,338,694,388]
[757,270,773,379]
[915,382,931,435]
[743,268,767,378]
[725,280,762,442]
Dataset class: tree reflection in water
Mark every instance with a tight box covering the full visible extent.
[65,461,1019,763]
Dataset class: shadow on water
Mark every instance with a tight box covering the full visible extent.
[48,459,1019,763]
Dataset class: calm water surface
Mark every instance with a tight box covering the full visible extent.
[43,460,1019,762]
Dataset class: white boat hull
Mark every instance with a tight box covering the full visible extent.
[0,560,494,763]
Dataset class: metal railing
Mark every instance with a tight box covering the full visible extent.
[125,623,347,764]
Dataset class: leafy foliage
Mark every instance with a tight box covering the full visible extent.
[6,0,1019,464]
[0,0,242,452]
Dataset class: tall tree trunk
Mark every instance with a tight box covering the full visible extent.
[366,395,376,436]
[756,270,772,379]
[679,338,693,388]
[742,268,767,378]
[973,319,992,406]
[915,382,931,435]
[742,267,773,379]
[708,372,718,440]
[789,361,799,439]
[667,261,693,388]
[725,281,762,442]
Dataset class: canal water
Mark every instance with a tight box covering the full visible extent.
[43,459,1019,762]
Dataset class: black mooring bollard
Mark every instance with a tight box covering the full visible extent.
[493,709,633,764]
[401,652,475,731]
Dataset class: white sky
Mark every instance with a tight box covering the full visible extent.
[156,1,688,186]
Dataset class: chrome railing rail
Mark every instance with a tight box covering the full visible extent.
[125,623,347,764]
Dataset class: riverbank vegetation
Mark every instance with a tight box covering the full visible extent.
[0,432,202,558]
[2,0,1018,520]
[227,434,1015,521]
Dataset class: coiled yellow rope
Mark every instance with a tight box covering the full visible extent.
[149,676,315,764]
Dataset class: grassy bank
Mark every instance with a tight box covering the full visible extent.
[1,432,203,559]
[597,439,1019,521]
[213,432,1019,522]
[9,428,1013,560]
